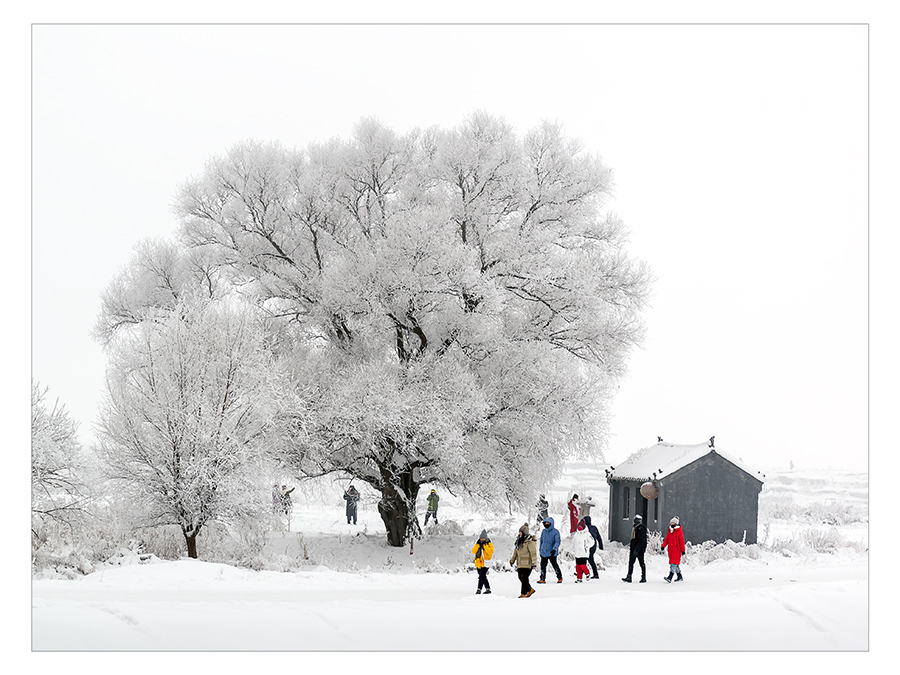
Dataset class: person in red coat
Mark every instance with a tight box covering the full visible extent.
[662,516,686,582]
[567,494,580,534]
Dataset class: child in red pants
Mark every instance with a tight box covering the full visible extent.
[571,520,593,582]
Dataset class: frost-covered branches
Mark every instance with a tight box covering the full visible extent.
[31,381,90,526]
[97,297,279,558]
[170,112,651,546]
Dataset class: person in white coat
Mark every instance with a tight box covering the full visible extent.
[570,519,594,582]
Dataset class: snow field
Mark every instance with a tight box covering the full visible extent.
[32,465,868,653]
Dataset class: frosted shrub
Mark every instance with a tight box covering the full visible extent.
[770,526,865,555]
[759,495,867,526]
[647,530,663,554]
[414,557,449,574]
[686,539,762,565]
[427,520,464,536]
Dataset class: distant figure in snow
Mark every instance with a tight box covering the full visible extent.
[272,484,283,514]
[582,515,604,578]
[662,517,686,583]
[570,519,594,582]
[537,516,563,584]
[509,523,538,598]
[622,514,647,583]
[424,489,440,526]
[567,494,580,534]
[577,495,596,519]
[472,530,494,594]
[343,485,360,525]
[273,484,294,516]
[535,494,549,522]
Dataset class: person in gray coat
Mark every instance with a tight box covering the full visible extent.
[343,485,360,524]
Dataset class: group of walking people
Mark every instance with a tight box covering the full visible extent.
[620,513,685,584]
[471,493,687,597]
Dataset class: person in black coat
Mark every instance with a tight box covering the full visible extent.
[535,494,549,523]
[622,514,647,583]
[582,515,604,579]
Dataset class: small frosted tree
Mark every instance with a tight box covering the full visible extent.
[96,295,277,559]
[175,113,651,546]
[32,381,89,537]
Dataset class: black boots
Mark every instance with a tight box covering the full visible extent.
[675,572,683,582]
[621,576,631,583]
[665,573,674,583]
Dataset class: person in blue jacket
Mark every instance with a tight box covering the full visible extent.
[537,516,563,584]
[582,515,604,578]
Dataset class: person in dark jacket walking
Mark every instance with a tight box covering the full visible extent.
[582,515,604,578]
[343,485,360,524]
[622,514,647,583]
[536,516,563,584]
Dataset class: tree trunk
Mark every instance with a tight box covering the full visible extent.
[182,526,200,559]
[377,467,421,547]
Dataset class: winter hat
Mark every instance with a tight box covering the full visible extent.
[670,517,679,526]
[519,523,530,535]
[479,529,488,540]
[633,514,643,523]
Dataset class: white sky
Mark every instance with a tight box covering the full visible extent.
[17,6,891,484]
[28,22,870,472]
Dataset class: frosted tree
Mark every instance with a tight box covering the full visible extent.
[175,113,651,546]
[93,237,226,347]
[96,294,278,559]
[32,381,89,536]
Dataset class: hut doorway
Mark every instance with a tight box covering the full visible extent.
[637,494,649,524]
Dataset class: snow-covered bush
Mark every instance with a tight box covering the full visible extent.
[426,519,464,536]
[759,495,867,526]
[769,526,866,556]
[685,539,762,565]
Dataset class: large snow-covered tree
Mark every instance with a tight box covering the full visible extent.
[96,290,278,559]
[175,113,651,546]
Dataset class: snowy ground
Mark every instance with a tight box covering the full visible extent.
[31,465,869,654]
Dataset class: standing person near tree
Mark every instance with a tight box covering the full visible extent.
[570,519,594,582]
[424,489,440,526]
[582,515,604,578]
[472,530,494,595]
[662,517,686,583]
[279,485,295,515]
[622,514,647,583]
[272,484,283,514]
[509,523,538,598]
[567,494,580,534]
[577,495,596,519]
[535,494,549,523]
[343,485,360,525]
[537,516,563,584]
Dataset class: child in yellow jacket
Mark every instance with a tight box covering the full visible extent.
[472,530,494,595]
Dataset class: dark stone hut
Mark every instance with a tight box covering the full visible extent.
[606,438,765,545]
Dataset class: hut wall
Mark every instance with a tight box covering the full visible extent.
[658,453,762,545]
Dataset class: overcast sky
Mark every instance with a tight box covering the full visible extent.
[30,23,869,471]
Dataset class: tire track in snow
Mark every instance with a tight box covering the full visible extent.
[777,600,829,634]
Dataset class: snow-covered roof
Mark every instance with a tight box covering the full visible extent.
[608,441,764,483]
